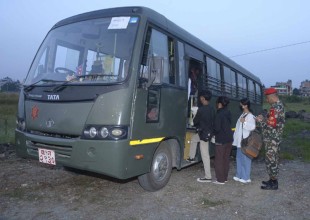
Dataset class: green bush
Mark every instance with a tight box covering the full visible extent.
[282,95,302,103]
[0,93,18,143]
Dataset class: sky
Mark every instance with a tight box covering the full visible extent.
[1,0,309,89]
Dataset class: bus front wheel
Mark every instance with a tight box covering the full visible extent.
[138,143,172,191]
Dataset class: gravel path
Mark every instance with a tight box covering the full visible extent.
[1,145,309,220]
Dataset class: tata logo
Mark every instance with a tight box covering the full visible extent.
[46,118,55,128]
[47,95,60,100]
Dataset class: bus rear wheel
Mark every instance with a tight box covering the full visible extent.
[138,143,172,191]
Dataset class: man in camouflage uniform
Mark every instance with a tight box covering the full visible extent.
[256,88,285,190]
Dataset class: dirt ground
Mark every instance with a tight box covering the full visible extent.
[0,144,309,220]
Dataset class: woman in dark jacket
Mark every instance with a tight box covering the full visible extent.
[213,96,233,184]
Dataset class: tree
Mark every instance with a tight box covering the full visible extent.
[293,88,300,96]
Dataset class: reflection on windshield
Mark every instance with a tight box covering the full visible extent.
[24,16,138,86]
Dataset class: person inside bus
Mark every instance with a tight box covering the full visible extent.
[188,66,201,100]
[188,66,201,125]
[186,90,215,183]
[213,96,233,185]
[232,98,256,184]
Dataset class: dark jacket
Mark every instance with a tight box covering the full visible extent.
[193,105,215,134]
[214,107,233,144]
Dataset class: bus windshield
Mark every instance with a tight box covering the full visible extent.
[24,16,139,86]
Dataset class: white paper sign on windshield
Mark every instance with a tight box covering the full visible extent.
[108,17,130,29]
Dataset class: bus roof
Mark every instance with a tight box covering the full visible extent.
[53,6,262,84]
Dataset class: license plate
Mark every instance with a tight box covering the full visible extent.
[38,148,56,165]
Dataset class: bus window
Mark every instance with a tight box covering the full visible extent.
[237,73,247,98]
[255,83,262,104]
[248,79,255,102]
[146,88,160,122]
[168,37,176,84]
[206,57,221,94]
[33,47,48,79]
[55,45,81,73]
[140,28,168,85]
[223,67,237,98]
[177,42,186,87]
[231,70,237,97]
[86,50,105,74]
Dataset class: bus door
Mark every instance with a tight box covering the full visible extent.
[130,27,188,174]
[184,45,205,161]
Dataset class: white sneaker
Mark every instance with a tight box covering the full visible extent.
[246,179,251,183]
[233,176,241,182]
[239,179,248,183]
[213,181,225,185]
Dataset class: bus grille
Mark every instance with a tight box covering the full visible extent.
[30,130,79,139]
[26,140,72,159]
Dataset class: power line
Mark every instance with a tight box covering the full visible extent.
[229,40,310,58]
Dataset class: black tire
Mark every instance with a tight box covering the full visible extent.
[138,142,172,191]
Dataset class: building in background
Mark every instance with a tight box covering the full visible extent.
[300,80,310,97]
[271,80,292,96]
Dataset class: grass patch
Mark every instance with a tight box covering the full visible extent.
[283,119,310,138]
[2,188,26,199]
[283,101,310,113]
[200,197,228,207]
[295,139,310,162]
[281,152,295,160]
[2,187,43,201]
[281,119,310,162]
[184,185,198,192]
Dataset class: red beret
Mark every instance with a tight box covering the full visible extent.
[264,87,277,95]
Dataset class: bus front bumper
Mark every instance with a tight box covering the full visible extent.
[15,130,154,179]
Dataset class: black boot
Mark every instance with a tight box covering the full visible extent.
[261,179,278,190]
[262,179,272,185]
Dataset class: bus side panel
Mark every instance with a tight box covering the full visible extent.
[130,86,188,173]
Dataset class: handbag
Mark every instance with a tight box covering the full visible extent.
[241,115,263,159]
[197,128,212,142]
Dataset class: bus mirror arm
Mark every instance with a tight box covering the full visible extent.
[138,70,156,89]
[146,69,157,87]
[138,77,148,89]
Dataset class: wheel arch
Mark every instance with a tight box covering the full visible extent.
[165,137,182,170]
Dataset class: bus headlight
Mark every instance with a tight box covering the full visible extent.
[89,127,97,138]
[100,127,109,138]
[111,128,123,137]
[82,125,128,140]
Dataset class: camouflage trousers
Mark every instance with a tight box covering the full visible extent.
[264,139,280,179]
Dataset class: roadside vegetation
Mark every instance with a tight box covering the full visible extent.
[0,93,18,144]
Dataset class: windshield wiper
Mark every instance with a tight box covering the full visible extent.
[45,73,121,92]
[45,74,107,92]
[24,79,62,92]
[44,75,85,92]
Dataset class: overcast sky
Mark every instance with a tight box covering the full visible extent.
[1,0,309,88]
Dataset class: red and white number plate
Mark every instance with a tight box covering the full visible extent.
[38,148,56,165]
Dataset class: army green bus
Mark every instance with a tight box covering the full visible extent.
[15,6,262,191]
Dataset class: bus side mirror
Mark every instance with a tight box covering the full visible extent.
[148,56,163,86]
[138,56,163,89]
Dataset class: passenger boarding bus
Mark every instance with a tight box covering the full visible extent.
[16,6,263,191]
